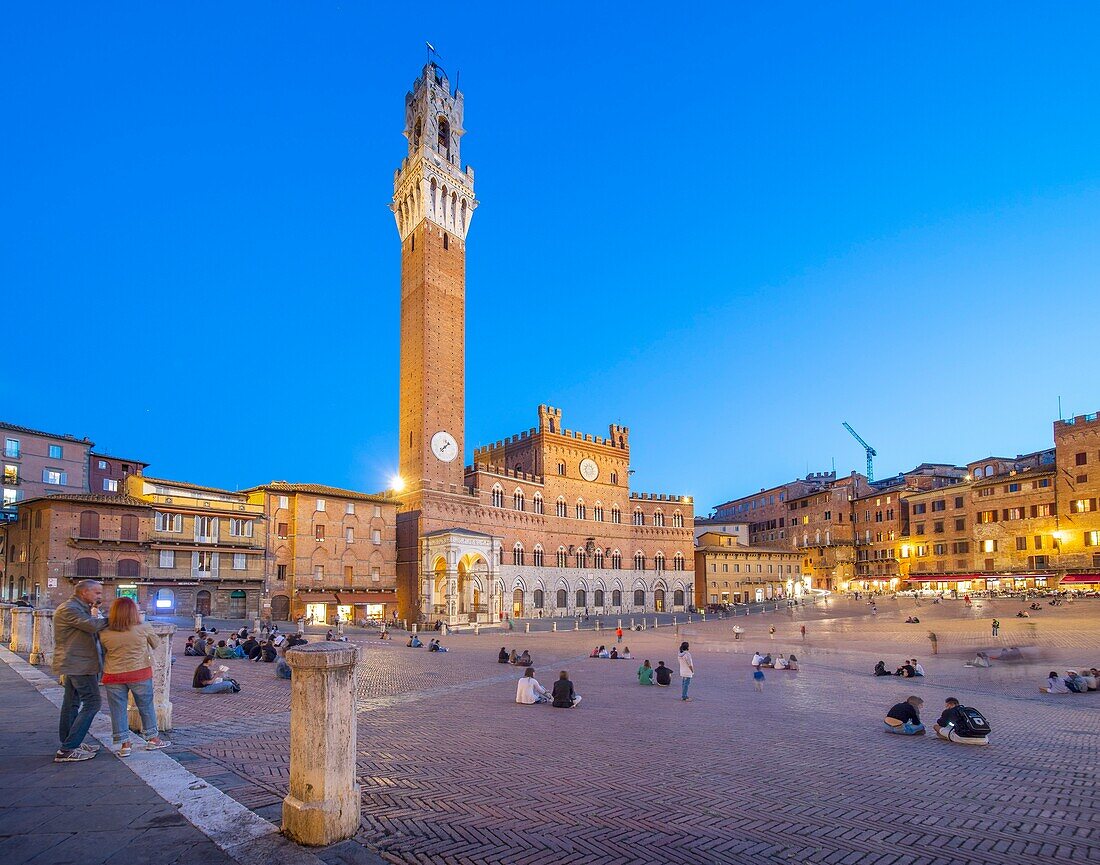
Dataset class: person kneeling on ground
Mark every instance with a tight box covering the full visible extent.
[655,661,672,687]
[275,647,292,680]
[884,696,925,735]
[516,667,549,704]
[192,657,239,694]
[407,635,423,648]
[638,659,654,685]
[551,670,582,708]
[933,697,991,744]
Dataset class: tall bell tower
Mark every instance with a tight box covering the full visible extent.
[392,62,476,496]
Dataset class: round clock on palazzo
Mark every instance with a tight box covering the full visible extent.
[430,430,458,462]
[579,458,599,481]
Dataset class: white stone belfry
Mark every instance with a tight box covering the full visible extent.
[391,62,477,241]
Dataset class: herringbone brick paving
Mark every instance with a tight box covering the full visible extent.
[162,598,1100,864]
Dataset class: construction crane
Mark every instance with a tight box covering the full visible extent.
[842,422,877,482]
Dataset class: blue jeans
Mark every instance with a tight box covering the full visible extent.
[884,720,925,735]
[104,679,158,744]
[59,674,102,751]
[201,681,236,694]
[681,675,692,699]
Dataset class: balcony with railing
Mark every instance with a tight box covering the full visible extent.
[69,529,144,545]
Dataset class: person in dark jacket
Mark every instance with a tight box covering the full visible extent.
[654,661,673,687]
[884,696,925,735]
[551,670,582,708]
[52,580,107,762]
[497,647,509,663]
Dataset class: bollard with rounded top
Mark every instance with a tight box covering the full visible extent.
[297,617,306,634]
[194,613,203,632]
[524,622,530,633]
[254,617,262,632]
[130,622,177,733]
[9,607,33,653]
[29,608,55,666]
[411,622,418,633]
[441,623,449,637]
[630,618,635,629]
[474,622,480,635]
[653,618,658,629]
[552,622,557,632]
[672,615,678,626]
[574,620,579,631]
[0,603,14,643]
[595,621,601,631]
[617,619,622,629]
[282,643,360,846]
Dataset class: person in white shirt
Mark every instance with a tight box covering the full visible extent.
[678,642,694,701]
[1043,672,1070,694]
[515,667,549,704]
[751,652,764,669]
[774,656,788,670]
[913,660,925,677]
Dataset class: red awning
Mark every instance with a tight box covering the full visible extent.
[296,592,337,603]
[1060,574,1100,584]
[334,592,396,604]
[906,575,988,582]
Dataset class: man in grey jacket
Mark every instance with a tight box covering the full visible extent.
[52,580,107,762]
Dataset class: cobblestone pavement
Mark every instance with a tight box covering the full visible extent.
[165,599,1100,864]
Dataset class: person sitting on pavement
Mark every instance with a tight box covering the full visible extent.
[551,670,582,708]
[598,646,611,659]
[1083,668,1099,690]
[637,659,654,685]
[786,654,799,671]
[589,646,600,658]
[286,633,308,648]
[752,652,765,669]
[1041,671,1070,694]
[774,655,789,670]
[259,640,277,662]
[192,657,238,694]
[516,667,549,704]
[516,649,531,666]
[1065,670,1089,693]
[509,649,520,665]
[498,647,510,663]
[995,646,1023,662]
[912,659,925,677]
[241,635,259,658]
[275,647,292,680]
[895,660,917,678]
[609,648,619,660]
[621,647,633,660]
[214,640,237,660]
[326,630,337,641]
[1016,610,1030,618]
[933,697,991,744]
[655,661,672,687]
[184,636,200,656]
[884,696,926,735]
[407,635,423,648]
[964,652,992,668]
[761,653,774,668]
[272,632,287,648]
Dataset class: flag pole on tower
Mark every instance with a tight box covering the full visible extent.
[426,41,437,67]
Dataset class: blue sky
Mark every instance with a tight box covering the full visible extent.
[3,3,1099,512]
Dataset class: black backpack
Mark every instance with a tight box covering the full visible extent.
[956,707,991,736]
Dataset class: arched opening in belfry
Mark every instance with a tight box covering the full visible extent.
[437,116,450,159]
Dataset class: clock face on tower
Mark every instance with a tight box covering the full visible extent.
[579,458,599,482]
[431,431,458,463]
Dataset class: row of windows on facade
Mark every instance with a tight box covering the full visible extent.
[4,439,67,460]
[523,587,685,609]
[502,545,685,571]
[275,563,381,583]
[272,496,383,518]
[67,551,255,577]
[708,563,799,574]
[489,487,684,527]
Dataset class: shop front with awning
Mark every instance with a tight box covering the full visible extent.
[906,573,1057,592]
[334,591,397,623]
[1058,574,1100,587]
[294,592,338,623]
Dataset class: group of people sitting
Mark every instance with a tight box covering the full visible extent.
[588,645,633,660]
[1041,668,1098,694]
[406,635,448,651]
[325,630,349,642]
[884,695,991,745]
[635,659,674,686]
[873,659,925,678]
[515,668,581,707]
[498,647,531,665]
[904,616,921,624]
[751,652,798,670]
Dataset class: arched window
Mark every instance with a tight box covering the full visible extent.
[556,497,567,518]
[674,588,685,606]
[79,511,100,539]
[611,472,618,484]
[594,589,605,606]
[513,489,525,511]
[118,558,140,578]
[593,503,604,522]
[633,588,646,607]
[533,589,545,608]
[575,500,586,520]
[575,550,587,568]
[413,116,422,149]
[655,552,665,572]
[437,116,450,158]
[634,552,646,570]
[499,546,504,565]
[593,549,604,568]
[612,589,622,606]
[633,509,645,526]
[556,546,567,568]
[673,552,685,571]
[611,550,622,569]
[984,465,993,477]
[76,557,100,577]
[120,513,139,541]
[557,461,566,476]
[575,589,586,608]
[672,512,684,528]
[556,588,567,608]
[533,493,544,515]
[533,545,544,567]
[513,543,524,566]
[491,485,504,508]
[653,510,665,527]
[611,505,621,524]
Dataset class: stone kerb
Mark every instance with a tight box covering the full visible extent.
[9,606,33,653]
[130,622,177,733]
[282,642,361,846]
[29,608,55,666]
[0,603,13,643]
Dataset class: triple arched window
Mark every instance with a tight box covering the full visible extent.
[533,493,544,515]
[653,510,665,527]
[533,545,544,567]
[491,485,504,508]
[557,547,568,568]
[556,497,567,518]
[634,552,646,570]
[513,543,524,566]
[513,489,525,511]
[633,509,645,526]
[673,552,685,571]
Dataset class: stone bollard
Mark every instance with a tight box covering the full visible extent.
[9,607,33,653]
[29,608,55,666]
[552,622,557,632]
[297,617,306,634]
[254,618,262,632]
[0,603,13,643]
[595,621,601,631]
[282,643,360,846]
[441,623,449,637]
[672,616,678,626]
[194,613,203,632]
[525,622,530,633]
[474,623,480,636]
[130,623,177,733]
[411,622,418,633]
[617,619,623,629]
[630,618,635,629]
[653,618,658,629]
[337,621,344,636]
[574,619,579,631]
